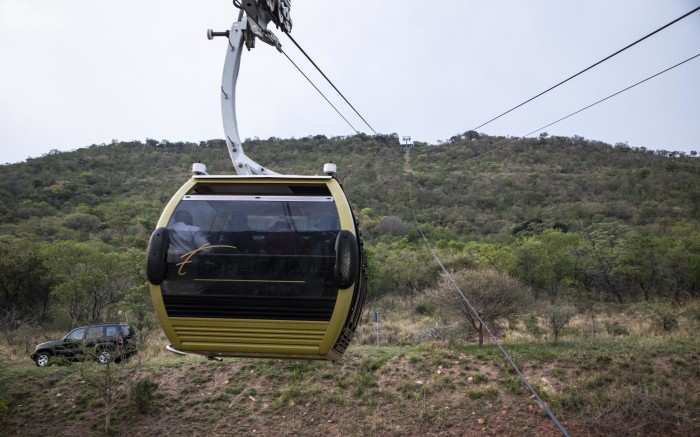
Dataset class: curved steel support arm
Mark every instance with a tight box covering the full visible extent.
[221,15,278,175]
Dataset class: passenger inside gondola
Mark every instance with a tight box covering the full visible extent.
[169,210,210,254]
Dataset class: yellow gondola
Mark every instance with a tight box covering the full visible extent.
[147,174,366,360]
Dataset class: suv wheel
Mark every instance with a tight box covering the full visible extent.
[96,350,111,364]
[35,351,51,367]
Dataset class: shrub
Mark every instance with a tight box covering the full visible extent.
[429,269,532,346]
[654,310,679,332]
[545,305,576,342]
[130,378,159,414]
[682,300,700,322]
[0,395,8,422]
[634,302,679,332]
[604,321,629,336]
[415,302,438,317]
[524,315,544,338]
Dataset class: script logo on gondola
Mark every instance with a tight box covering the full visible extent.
[175,244,236,276]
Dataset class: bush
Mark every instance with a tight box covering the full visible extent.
[130,378,159,414]
[524,315,544,338]
[655,310,679,332]
[633,302,679,332]
[682,300,700,323]
[415,302,438,317]
[0,395,8,423]
[545,305,576,342]
[604,321,629,337]
[429,269,532,346]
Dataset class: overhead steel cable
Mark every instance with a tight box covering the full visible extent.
[280,49,361,134]
[405,178,570,437]
[282,30,379,135]
[522,53,700,139]
[470,5,700,132]
[463,52,700,163]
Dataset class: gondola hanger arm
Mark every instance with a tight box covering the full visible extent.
[208,0,292,176]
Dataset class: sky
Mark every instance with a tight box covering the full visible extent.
[1,0,699,165]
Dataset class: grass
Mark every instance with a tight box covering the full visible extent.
[471,372,489,384]
[501,376,525,394]
[2,335,699,435]
[2,301,700,435]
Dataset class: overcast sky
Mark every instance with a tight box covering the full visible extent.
[1,0,699,165]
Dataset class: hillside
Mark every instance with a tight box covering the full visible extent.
[1,133,698,245]
[1,132,699,319]
[409,134,700,239]
[1,133,700,435]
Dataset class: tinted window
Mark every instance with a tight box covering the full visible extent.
[161,195,342,321]
[66,328,85,341]
[167,196,339,234]
[120,325,134,337]
[105,326,118,337]
[86,326,103,341]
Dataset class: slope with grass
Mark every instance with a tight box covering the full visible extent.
[2,307,699,436]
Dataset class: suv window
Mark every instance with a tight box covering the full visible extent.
[121,325,134,337]
[105,326,118,337]
[86,326,103,341]
[66,328,85,342]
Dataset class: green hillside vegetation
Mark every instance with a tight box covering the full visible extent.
[1,132,700,435]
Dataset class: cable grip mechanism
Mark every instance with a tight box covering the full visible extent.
[207,29,230,40]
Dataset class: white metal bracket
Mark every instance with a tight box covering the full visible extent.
[218,15,277,175]
[207,1,294,175]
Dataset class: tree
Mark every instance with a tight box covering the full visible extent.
[667,223,700,300]
[41,241,104,326]
[0,244,54,319]
[614,233,660,301]
[430,268,531,345]
[545,305,576,342]
[40,242,142,326]
[74,341,139,433]
[119,284,157,343]
[369,241,438,304]
[470,242,518,273]
[515,229,580,302]
[577,223,631,303]
[378,216,408,237]
[0,307,36,346]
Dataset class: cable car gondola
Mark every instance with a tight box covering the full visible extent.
[146,1,367,361]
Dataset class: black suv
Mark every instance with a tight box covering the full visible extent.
[31,323,137,367]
